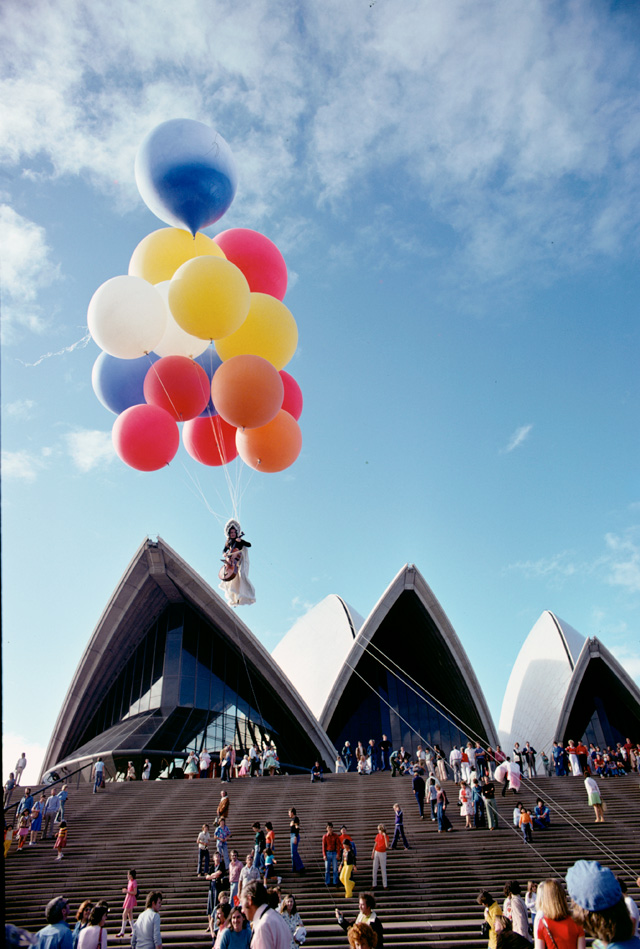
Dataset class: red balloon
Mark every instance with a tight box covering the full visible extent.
[144,355,210,421]
[213,228,287,300]
[112,404,179,471]
[280,370,303,420]
[183,416,238,466]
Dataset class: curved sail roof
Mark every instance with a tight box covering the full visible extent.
[41,537,337,776]
[498,610,585,753]
[555,636,640,743]
[320,563,499,748]
[272,595,364,719]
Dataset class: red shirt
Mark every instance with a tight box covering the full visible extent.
[322,832,340,857]
[536,916,584,949]
[374,833,388,852]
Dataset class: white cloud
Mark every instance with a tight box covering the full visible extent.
[608,644,640,683]
[604,531,640,594]
[0,1,638,282]
[4,399,36,419]
[507,529,640,596]
[1,449,45,482]
[2,733,48,787]
[502,423,533,453]
[291,595,315,613]
[0,205,60,339]
[17,331,92,367]
[506,551,580,583]
[64,430,115,472]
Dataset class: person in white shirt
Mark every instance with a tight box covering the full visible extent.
[583,772,604,822]
[131,892,163,949]
[197,824,211,877]
[199,750,211,779]
[449,746,462,784]
[618,878,640,937]
[15,754,27,786]
[241,881,291,949]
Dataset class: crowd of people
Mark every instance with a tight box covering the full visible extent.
[5,733,640,949]
[328,736,640,784]
[477,862,640,948]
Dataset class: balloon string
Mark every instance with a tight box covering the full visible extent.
[357,639,638,878]
[145,355,183,421]
[177,460,227,524]
[206,413,239,520]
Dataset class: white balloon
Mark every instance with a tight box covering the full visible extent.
[87,275,167,359]
[152,282,210,359]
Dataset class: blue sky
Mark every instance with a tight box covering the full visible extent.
[2,0,639,785]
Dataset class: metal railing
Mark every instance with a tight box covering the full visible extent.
[3,760,114,815]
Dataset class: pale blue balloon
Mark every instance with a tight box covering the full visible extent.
[92,351,159,415]
[135,119,238,235]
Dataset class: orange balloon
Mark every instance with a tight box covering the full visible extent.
[211,354,284,429]
[236,409,302,472]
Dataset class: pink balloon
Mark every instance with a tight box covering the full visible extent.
[112,404,179,471]
[280,370,303,420]
[144,355,210,421]
[213,228,287,300]
[183,416,238,466]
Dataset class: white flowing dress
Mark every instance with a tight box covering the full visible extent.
[219,547,256,607]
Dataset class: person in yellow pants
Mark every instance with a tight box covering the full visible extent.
[339,840,357,898]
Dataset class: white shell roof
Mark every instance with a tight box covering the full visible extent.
[498,610,585,754]
[272,595,364,720]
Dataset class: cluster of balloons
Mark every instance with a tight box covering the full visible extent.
[88,119,303,475]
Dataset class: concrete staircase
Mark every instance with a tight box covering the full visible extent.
[5,772,640,947]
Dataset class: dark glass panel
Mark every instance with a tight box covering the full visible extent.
[180,675,196,707]
[152,622,166,684]
[162,675,179,707]
[120,657,135,719]
[195,668,211,709]
[140,626,154,698]
[164,629,182,671]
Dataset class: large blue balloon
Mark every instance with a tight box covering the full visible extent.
[194,347,222,418]
[135,119,238,236]
[92,351,159,415]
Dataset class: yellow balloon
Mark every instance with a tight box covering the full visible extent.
[129,228,226,285]
[215,292,298,369]
[168,256,251,341]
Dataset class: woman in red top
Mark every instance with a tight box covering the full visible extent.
[535,879,586,949]
[371,823,389,889]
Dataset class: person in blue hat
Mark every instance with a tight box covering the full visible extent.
[566,860,640,948]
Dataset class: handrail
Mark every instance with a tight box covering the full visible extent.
[3,760,114,815]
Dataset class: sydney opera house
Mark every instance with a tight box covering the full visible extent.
[40,536,640,781]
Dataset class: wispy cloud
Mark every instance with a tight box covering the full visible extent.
[0,205,60,340]
[507,528,640,596]
[1,449,46,482]
[17,331,92,367]
[506,551,581,583]
[4,399,36,419]
[604,531,640,594]
[608,644,640,682]
[64,430,115,472]
[291,595,315,613]
[502,423,533,453]
[1,0,638,290]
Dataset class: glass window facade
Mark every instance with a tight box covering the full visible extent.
[563,657,640,750]
[327,591,491,758]
[73,602,322,770]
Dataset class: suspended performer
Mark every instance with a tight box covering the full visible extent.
[218,519,256,607]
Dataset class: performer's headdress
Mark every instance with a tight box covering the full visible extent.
[224,518,242,536]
